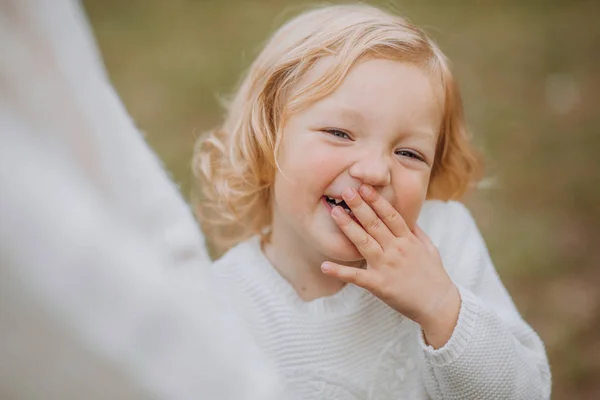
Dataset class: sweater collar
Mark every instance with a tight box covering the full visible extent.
[239,236,371,317]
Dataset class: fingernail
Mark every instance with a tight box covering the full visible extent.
[331,206,345,219]
[321,262,332,272]
[359,185,372,196]
[343,187,356,200]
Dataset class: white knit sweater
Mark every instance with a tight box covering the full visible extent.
[210,200,552,399]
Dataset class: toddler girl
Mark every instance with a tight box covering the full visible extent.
[194,4,551,399]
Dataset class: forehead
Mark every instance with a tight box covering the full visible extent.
[295,56,443,138]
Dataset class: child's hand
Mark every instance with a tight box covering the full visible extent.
[321,184,461,349]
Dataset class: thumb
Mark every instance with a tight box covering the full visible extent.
[321,262,379,292]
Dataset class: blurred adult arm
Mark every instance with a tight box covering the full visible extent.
[0,0,284,398]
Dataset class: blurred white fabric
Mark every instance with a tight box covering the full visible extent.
[0,0,282,398]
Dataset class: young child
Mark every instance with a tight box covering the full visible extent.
[194,4,551,399]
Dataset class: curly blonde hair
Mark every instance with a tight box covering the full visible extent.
[193,4,483,255]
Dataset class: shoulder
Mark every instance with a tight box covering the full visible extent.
[418,200,479,243]
[418,200,488,283]
[208,236,268,316]
[209,236,262,283]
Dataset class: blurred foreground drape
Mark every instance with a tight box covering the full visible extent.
[0,0,283,398]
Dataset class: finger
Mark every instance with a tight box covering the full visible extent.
[321,261,380,292]
[412,224,436,252]
[358,184,409,237]
[341,187,394,246]
[331,206,382,261]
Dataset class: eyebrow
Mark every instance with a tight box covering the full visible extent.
[337,106,365,121]
[408,128,437,140]
[315,102,366,124]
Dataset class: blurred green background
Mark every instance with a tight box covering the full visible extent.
[83,1,600,398]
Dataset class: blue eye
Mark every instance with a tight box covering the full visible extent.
[395,150,424,161]
[325,129,351,140]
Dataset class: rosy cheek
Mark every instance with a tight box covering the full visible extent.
[391,170,429,227]
[290,143,343,174]
[312,152,344,171]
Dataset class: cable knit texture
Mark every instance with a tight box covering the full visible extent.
[210,200,552,399]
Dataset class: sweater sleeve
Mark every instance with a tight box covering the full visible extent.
[417,202,551,400]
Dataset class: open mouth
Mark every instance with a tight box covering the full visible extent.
[323,195,355,218]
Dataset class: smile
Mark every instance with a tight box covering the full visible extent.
[323,195,354,217]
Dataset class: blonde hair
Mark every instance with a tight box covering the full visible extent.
[193,4,483,254]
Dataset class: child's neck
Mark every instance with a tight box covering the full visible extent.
[263,230,348,302]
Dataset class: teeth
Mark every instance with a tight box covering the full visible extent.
[325,196,353,216]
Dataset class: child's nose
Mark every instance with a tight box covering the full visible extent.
[348,154,391,187]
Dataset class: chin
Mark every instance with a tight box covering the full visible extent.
[319,232,364,263]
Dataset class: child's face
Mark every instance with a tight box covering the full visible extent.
[271,57,442,263]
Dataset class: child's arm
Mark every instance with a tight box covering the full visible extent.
[322,186,551,399]
[416,201,551,399]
